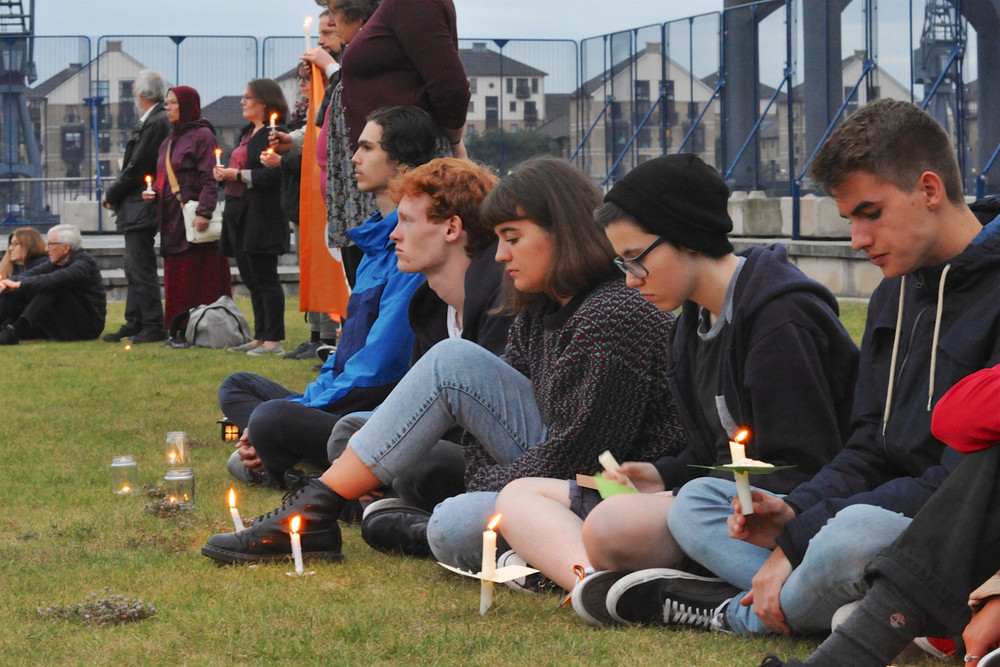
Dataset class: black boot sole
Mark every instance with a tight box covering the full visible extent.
[200,544,343,565]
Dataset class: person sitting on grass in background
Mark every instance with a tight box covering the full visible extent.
[200,155,687,568]
[495,154,857,613]
[0,224,106,346]
[1,228,47,279]
[217,105,438,490]
[763,363,1000,667]
[607,98,1000,640]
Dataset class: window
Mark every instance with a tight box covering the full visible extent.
[469,78,477,94]
[466,124,476,137]
[506,78,513,94]
[468,100,475,113]
[97,131,111,153]
[91,80,109,100]
[524,100,537,124]
[634,80,650,101]
[510,124,518,133]
[531,78,538,94]
[509,101,516,113]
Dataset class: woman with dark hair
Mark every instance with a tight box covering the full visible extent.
[0,228,47,279]
[201,156,686,571]
[214,79,290,355]
[142,85,231,328]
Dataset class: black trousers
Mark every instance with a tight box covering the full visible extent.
[122,226,163,330]
[867,445,1000,635]
[0,287,103,341]
[233,249,284,341]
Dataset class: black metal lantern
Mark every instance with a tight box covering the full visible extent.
[217,417,241,442]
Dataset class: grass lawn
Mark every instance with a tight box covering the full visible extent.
[0,298,939,665]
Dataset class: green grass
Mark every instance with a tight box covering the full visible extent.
[0,297,936,665]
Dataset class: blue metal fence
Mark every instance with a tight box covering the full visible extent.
[4,1,998,235]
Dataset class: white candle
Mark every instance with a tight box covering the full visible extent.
[303,16,313,53]
[598,450,637,490]
[228,488,244,532]
[290,515,304,575]
[480,513,500,615]
[729,430,754,515]
[144,175,153,194]
[269,113,277,133]
[214,147,222,167]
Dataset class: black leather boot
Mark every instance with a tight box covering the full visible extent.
[201,478,346,564]
[360,498,432,557]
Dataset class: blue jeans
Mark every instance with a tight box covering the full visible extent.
[669,477,911,635]
[348,339,546,569]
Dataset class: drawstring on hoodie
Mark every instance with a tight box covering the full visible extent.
[881,264,952,436]
[927,264,951,411]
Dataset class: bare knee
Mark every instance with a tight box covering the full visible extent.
[582,494,678,572]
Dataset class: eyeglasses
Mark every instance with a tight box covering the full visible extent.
[614,237,666,279]
[46,241,68,248]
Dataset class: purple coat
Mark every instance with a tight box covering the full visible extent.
[154,125,219,256]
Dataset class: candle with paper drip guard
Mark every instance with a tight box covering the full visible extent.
[289,515,304,575]
[436,514,538,615]
[728,429,754,514]
[144,175,152,194]
[303,16,313,53]
[214,147,222,167]
[228,488,244,531]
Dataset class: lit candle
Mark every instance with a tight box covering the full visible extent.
[266,147,274,155]
[144,174,153,194]
[119,483,131,494]
[168,451,177,466]
[729,429,754,515]
[269,113,277,133]
[214,147,222,167]
[228,488,244,532]
[289,515,304,575]
[480,513,500,615]
[303,16,313,53]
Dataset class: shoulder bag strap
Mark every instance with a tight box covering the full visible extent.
[164,141,185,206]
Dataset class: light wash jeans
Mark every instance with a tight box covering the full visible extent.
[348,338,547,571]
[669,477,911,635]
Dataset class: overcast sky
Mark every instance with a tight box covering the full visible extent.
[35,1,724,41]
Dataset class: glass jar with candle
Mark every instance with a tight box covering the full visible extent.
[111,455,139,495]
[163,467,195,505]
[165,431,189,466]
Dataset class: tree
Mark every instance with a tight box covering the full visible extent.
[466,129,559,174]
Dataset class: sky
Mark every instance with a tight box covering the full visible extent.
[34,0,724,42]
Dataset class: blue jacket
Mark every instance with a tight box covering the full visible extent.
[660,244,857,493]
[289,208,425,410]
[777,216,1000,565]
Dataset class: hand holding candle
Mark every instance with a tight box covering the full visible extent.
[144,175,153,194]
[228,488,244,531]
[598,450,638,491]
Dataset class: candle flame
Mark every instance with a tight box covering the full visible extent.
[303,16,313,29]
[486,513,501,531]
[168,451,177,463]
[734,428,750,444]
[124,344,132,351]
[290,515,301,534]
[270,113,278,123]
[214,147,222,156]
[121,485,130,493]
[145,175,152,184]
[168,496,176,503]
[228,488,237,508]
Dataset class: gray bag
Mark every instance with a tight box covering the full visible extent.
[184,296,251,349]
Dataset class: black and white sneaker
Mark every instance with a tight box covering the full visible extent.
[495,550,560,594]
[570,570,627,627]
[606,567,738,629]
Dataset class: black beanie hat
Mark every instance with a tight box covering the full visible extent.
[604,154,734,256]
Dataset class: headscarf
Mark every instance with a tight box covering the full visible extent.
[168,85,214,136]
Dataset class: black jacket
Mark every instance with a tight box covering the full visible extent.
[17,250,107,338]
[220,123,290,256]
[777,217,1000,566]
[105,103,171,231]
[408,239,511,364]
[657,244,857,494]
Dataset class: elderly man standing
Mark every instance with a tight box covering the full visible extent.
[0,224,106,345]
[102,69,171,343]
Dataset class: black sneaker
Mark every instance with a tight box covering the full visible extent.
[360,498,431,557]
[571,570,627,627]
[760,656,804,667]
[131,327,167,344]
[496,550,561,594]
[103,323,140,343]
[283,340,322,360]
[315,344,336,363]
[606,567,738,629]
[201,477,345,564]
[0,324,19,346]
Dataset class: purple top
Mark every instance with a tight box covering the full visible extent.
[155,125,219,255]
[339,0,470,149]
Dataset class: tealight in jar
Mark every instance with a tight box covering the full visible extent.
[111,455,139,495]
[165,431,189,466]
[163,467,195,505]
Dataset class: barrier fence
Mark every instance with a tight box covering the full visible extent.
[2,0,997,235]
